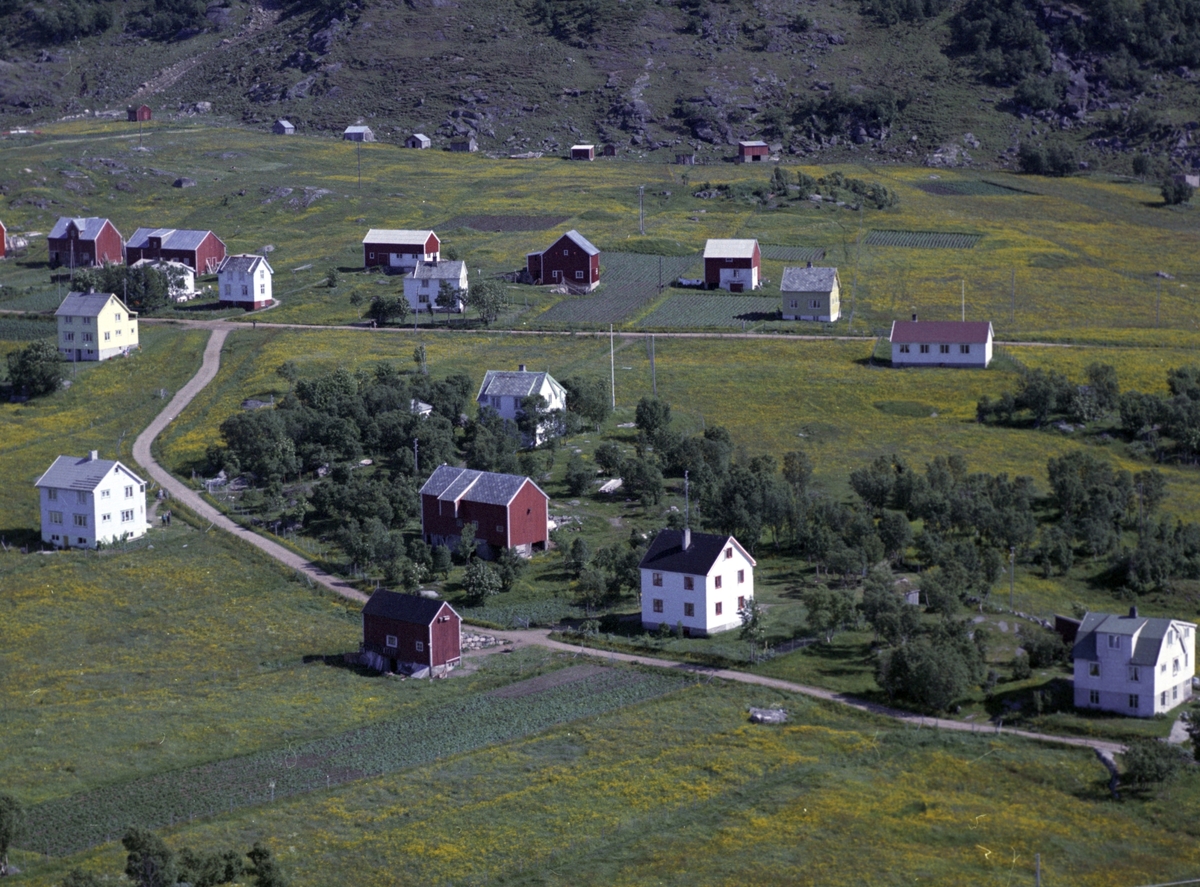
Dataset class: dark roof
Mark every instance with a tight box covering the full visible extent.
[217,254,272,275]
[410,259,466,281]
[35,453,144,491]
[362,590,457,625]
[478,369,553,398]
[1072,610,1193,665]
[780,266,838,293]
[127,227,218,251]
[889,320,993,345]
[420,464,547,507]
[48,216,114,240]
[638,529,755,574]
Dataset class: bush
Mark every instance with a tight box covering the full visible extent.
[1122,738,1186,788]
[6,339,63,397]
[1011,651,1032,680]
[564,453,591,496]
[1018,142,1075,177]
[1013,72,1066,110]
[1021,628,1067,667]
[1161,177,1194,206]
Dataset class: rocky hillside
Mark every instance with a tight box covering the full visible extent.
[2,0,1200,173]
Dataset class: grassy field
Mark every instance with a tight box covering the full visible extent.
[0,121,1197,341]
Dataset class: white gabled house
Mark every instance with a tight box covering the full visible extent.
[476,365,567,445]
[404,259,467,313]
[35,451,148,549]
[889,317,994,368]
[55,291,139,362]
[639,528,755,636]
[1072,607,1196,717]
[217,254,273,310]
[131,258,197,301]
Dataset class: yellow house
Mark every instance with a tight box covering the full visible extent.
[55,291,139,362]
[781,264,841,322]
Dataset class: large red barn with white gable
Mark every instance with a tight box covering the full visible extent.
[361,590,461,675]
[47,217,125,268]
[526,229,600,292]
[420,464,549,558]
[362,229,440,272]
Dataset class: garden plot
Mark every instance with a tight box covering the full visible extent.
[916,180,1035,197]
[638,294,780,328]
[536,252,698,325]
[441,214,570,232]
[760,245,826,262]
[864,230,982,249]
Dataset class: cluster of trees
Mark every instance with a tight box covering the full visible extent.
[31,0,114,42]
[361,279,509,329]
[563,532,645,610]
[5,339,63,398]
[793,168,901,209]
[72,264,180,315]
[1017,142,1077,177]
[977,362,1120,426]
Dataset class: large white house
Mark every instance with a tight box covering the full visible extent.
[404,260,467,313]
[889,318,993,368]
[35,451,148,549]
[639,528,755,636]
[55,291,139,362]
[476,366,567,445]
[1072,607,1195,717]
[217,254,273,310]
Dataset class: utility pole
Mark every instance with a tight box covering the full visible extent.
[413,438,419,474]
[638,185,645,236]
[357,141,362,189]
[961,279,965,321]
[1156,277,1162,327]
[1035,853,1041,887]
[1009,547,1016,609]
[650,334,657,396]
[1010,268,1016,323]
[610,324,616,409]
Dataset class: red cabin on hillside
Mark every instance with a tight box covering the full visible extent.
[420,464,549,558]
[361,590,461,676]
[362,229,439,272]
[128,105,152,122]
[47,217,125,268]
[526,229,600,293]
[125,227,226,273]
[737,140,769,162]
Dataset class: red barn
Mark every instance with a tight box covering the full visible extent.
[125,227,226,272]
[737,140,770,162]
[47,217,125,268]
[703,238,760,291]
[420,464,549,558]
[128,105,152,122]
[361,590,461,676]
[362,229,439,272]
[525,229,600,293]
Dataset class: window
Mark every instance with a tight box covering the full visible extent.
[684,576,694,591]
[77,491,88,504]
[82,333,92,342]
[653,599,663,613]
[260,284,266,295]
[1129,694,1140,710]
[1128,666,1141,682]
[1174,658,1180,675]
[788,299,798,309]
[563,249,570,256]
[64,332,75,342]
[809,299,821,309]
[385,635,398,648]
[575,270,584,279]
[714,576,722,589]
[737,569,745,584]
[919,344,930,354]
[1089,662,1101,677]
[1173,685,1179,700]
[83,317,91,325]
[939,344,950,354]
[102,513,111,522]
[77,537,86,544]
[419,293,430,303]
[50,511,63,524]
[496,525,504,533]
[73,514,87,527]
[491,396,502,409]
[104,332,110,341]
[1089,689,1100,705]
[114,312,122,322]
[369,252,375,260]
[47,489,57,501]
[121,510,134,522]
[64,316,73,324]
[715,601,723,615]
[898,344,909,353]
[415,640,425,652]
[652,572,663,587]
[738,596,745,609]
[241,285,248,297]
[225,285,231,296]
[725,546,733,559]
[960,344,970,354]
[125,486,134,498]
[1108,635,1119,649]
[684,603,695,617]
[1162,663,1168,673]
[422,279,430,288]
[725,257,732,263]
[115,329,120,336]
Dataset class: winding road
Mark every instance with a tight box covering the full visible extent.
[132,322,1124,756]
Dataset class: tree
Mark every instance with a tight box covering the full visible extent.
[594,441,624,475]
[740,597,767,658]
[516,393,554,445]
[467,279,508,325]
[782,450,813,498]
[366,294,410,327]
[435,279,461,314]
[247,842,289,887]
[463,560,501,600]
[561,375,612,432]
[1184,712,1200,762]
[567,536,592,576]
[60,871,104,887]
[878,509,912,563]
[875,627,983,711]
[621,456,664,507]
[455,522,477,563]
[802,584,856,642]
[72,264,172,314]
[564,453,591,496]
[431,544,452,579]
[1161,177,1194,206]
[6,339,63,397]
[495,546,527,592]
[1122,738,1186,788]
[1022,627,1066,667]
[1132,153,1152,179]
[123,828,177,887]
[634,396,671,443]
[0,794,23,877]
[860,566,919,645]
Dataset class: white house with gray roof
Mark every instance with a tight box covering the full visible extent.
[1072,607,1195,717]
[477,366,567,445]
[35,451,147,549]
[781,264,841,322]
[403,259,467,313]
[217,254,273,310]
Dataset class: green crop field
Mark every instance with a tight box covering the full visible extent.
[864,230,984,249]
[639,294,781,328]
[531,252,699,325]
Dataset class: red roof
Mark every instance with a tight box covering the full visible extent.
[889,320,992,345]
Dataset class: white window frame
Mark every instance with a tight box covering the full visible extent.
[415,640,425,652]
[385,634,398,648]
[652,572,663,587]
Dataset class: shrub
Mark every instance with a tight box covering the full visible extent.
[1011,651,1032,680]
[1122,738,1186,788]
[1022,627,1067,667]
[6,339,63,397]
[1161,177,1194,206]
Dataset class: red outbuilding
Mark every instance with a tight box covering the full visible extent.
[362,228,440,272]
[737,140,770,162]
[703,238,761,291]
[525,229,600,292]
[128,105,152,122]
[420,464,549,558]
[361,590,461,676]
[125,227,226,272]
[47,217,125,268]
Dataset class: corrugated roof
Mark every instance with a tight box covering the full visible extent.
[638,529,755,574]
[127,227,216,251]
[889,320,993,345]
[780,266,838,293]
[571,144,595,150]
[704,238,759,259]
[556,229,599,256]
[217,254,273,275]
[419,464,546,507]
[478,369,546,399]
[362,589,457,625]
[410,260,466,281]
[362,229,436,244]
[739,140,769,148]
[34,454,144,491]
[48,216,113,240]
[55,291,130,317]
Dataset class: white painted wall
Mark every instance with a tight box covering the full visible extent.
[41,465,147,549]
[404,265,468,313]
[640,544,755,635]
[718,266,758,291]
[891,338,992,368]
[1074,622,1196,717]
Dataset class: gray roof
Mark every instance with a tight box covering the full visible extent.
[781,266,838,293]
[477,369,555,399]
[559,229,599,256]
[739,140,769,148]
[363,589,457,625]
[1072,610,1194,665]
[127,227,216,251]
[344,125,373,134]
[48,217,113,241]
[638,529,755,574]
[55,291,131,318]
[420,464,546,507]
[35,454,144,491]
[409,260,466,281]
[217,254,273,275]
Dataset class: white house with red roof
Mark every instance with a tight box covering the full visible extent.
[889,317,993,368]
[639,528,755,636]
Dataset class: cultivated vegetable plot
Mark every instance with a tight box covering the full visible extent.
[21,666,689,857]
[441,214,569,232]
[536,252,698,325]
[639,295,780,328]
[865,230,982,249]
[760,245,826,262]
[461,598,587,628]
[916,181,1032,197]
[0,316,55,340]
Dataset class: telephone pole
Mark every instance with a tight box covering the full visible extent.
[638,186,645,235]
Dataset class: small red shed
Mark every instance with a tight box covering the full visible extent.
[362,590,461,676]
[128,105,152,122]
[125,227,226,273]
[525,229,600,292]
[737,140,770,162]
[420,464,549,557]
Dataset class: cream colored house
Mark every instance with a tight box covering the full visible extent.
[35,451,147,549]
[781,264,841,322]
[55,291,139,362]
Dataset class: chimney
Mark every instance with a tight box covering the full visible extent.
[683,527,691,551]
[518,364,527,372]
[1130,606,1139,618]
[911,313,918,322]
[806,260,812,268]
[89,450,98,461]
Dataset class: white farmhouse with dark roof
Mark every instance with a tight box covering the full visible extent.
[403,259,467,313]
[217,254,274,310]
[35,451,147,549]
[1073,607,1195,717]
[781,264,841,322]
[55,291,138,362]
[640,528,755,636]
[889,318,993,368]
[476,366,567,445]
